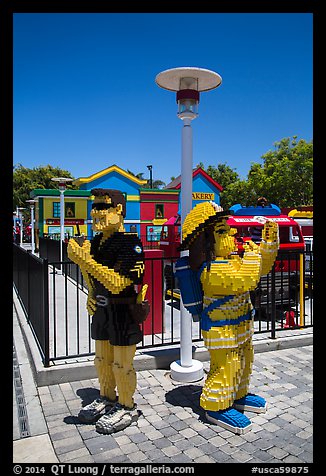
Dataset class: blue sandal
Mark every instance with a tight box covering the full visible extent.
[233,393,267,413]
[206,408,252,434]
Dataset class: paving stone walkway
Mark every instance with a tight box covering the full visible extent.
[35,345,313,464]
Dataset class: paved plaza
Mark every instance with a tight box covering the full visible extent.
[13,292,313,465]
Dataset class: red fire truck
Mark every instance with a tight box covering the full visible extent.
[227,203,305,272]
[159,203,304,264]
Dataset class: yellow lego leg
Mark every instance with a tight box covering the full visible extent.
[94,340,117,401]
[233,339,267,413]
[235,339,254,400]
[112,345,137,409]
[200,347,243,412]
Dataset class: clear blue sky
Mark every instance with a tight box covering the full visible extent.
[13,13,313,187]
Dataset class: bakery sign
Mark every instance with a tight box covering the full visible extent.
[46,219,85,225]
[192,192,215,201]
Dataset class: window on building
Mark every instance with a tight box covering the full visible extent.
[65,202,75,218]
[53,202,60,218]
[147,225,163,242]
[155,204,164,219]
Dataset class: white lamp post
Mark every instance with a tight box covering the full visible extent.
[51,177,73,271]
[26,199,36,254]
[17,207,26,246]
[156,67,222,382]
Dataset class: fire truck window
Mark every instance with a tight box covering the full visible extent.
[289,226,300,242]
[279,227,289,243]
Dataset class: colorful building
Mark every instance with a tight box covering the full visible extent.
[140,189,180,244]
[30,164,223,245]
[73,165,147,237]
[30,188,90,238]
[164,166,223,208]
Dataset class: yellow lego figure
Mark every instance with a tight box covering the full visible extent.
[178,201,279,434]
[67,189,149,434]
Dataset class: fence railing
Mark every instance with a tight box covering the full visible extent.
[13,244,50,366]
[13,242,313,367]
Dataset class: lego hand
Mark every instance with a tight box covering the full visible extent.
[86,295,97,315]
[137,284,148,303]
[243,240,259,254]
[81,239,91,252]
[68,238,92,264]
[262,221,279,243]
[67,238,82,264]
[79,242,92,262]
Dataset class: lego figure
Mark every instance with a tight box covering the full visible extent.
[176,201,279,434]
[67,189,149,434]
[257,196,268,208]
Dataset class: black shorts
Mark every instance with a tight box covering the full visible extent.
[91,302,143,346]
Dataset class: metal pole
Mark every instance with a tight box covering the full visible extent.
[299,253,305,327]
[270,264,276,339]
[30,205,35,254]
[155,67,221,383]
[60,188,64,270]
[19,211,23,246]
[179,117,194,367]
[170,116,204,381]
[147,165,153,189]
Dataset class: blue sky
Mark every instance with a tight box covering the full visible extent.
[13,13,313,187]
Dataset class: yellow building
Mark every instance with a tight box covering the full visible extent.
[30,189,91,238]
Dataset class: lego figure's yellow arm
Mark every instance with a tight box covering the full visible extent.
[67,239,133,294]
[200,221,279,295]
[258,221,279,275]
[201,252,263,295]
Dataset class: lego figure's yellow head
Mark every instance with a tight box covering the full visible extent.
[180,201,229,250]
[90,189,126,233]
[213,219,237,258]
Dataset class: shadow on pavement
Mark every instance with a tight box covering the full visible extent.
[165,384,207,421]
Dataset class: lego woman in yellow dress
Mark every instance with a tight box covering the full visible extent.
[176,201,279,434]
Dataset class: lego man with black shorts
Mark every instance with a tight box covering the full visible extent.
[68,189,149,434]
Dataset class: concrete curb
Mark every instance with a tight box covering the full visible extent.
[13,289,313,388]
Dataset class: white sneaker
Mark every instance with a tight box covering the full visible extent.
[95,403,140,434]
[78,397,116,423]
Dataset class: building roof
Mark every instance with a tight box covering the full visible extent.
[30,189,91,198]
[164,167,223,192]
[73,164,148,187]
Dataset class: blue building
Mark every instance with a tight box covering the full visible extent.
[73,164,147,237]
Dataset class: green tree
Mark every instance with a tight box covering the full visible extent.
[245,137,313,207]
[201,137,313,209]
[197,162,239,189]
[196,162,240,209]
[13,164,77,213]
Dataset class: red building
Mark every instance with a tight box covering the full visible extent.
[140,189,180,247]
[139,167,224,249]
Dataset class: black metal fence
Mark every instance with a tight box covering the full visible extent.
[13,244,50,366]
[13,242,313,367]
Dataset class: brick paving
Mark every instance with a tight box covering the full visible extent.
[36,345,313,464]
